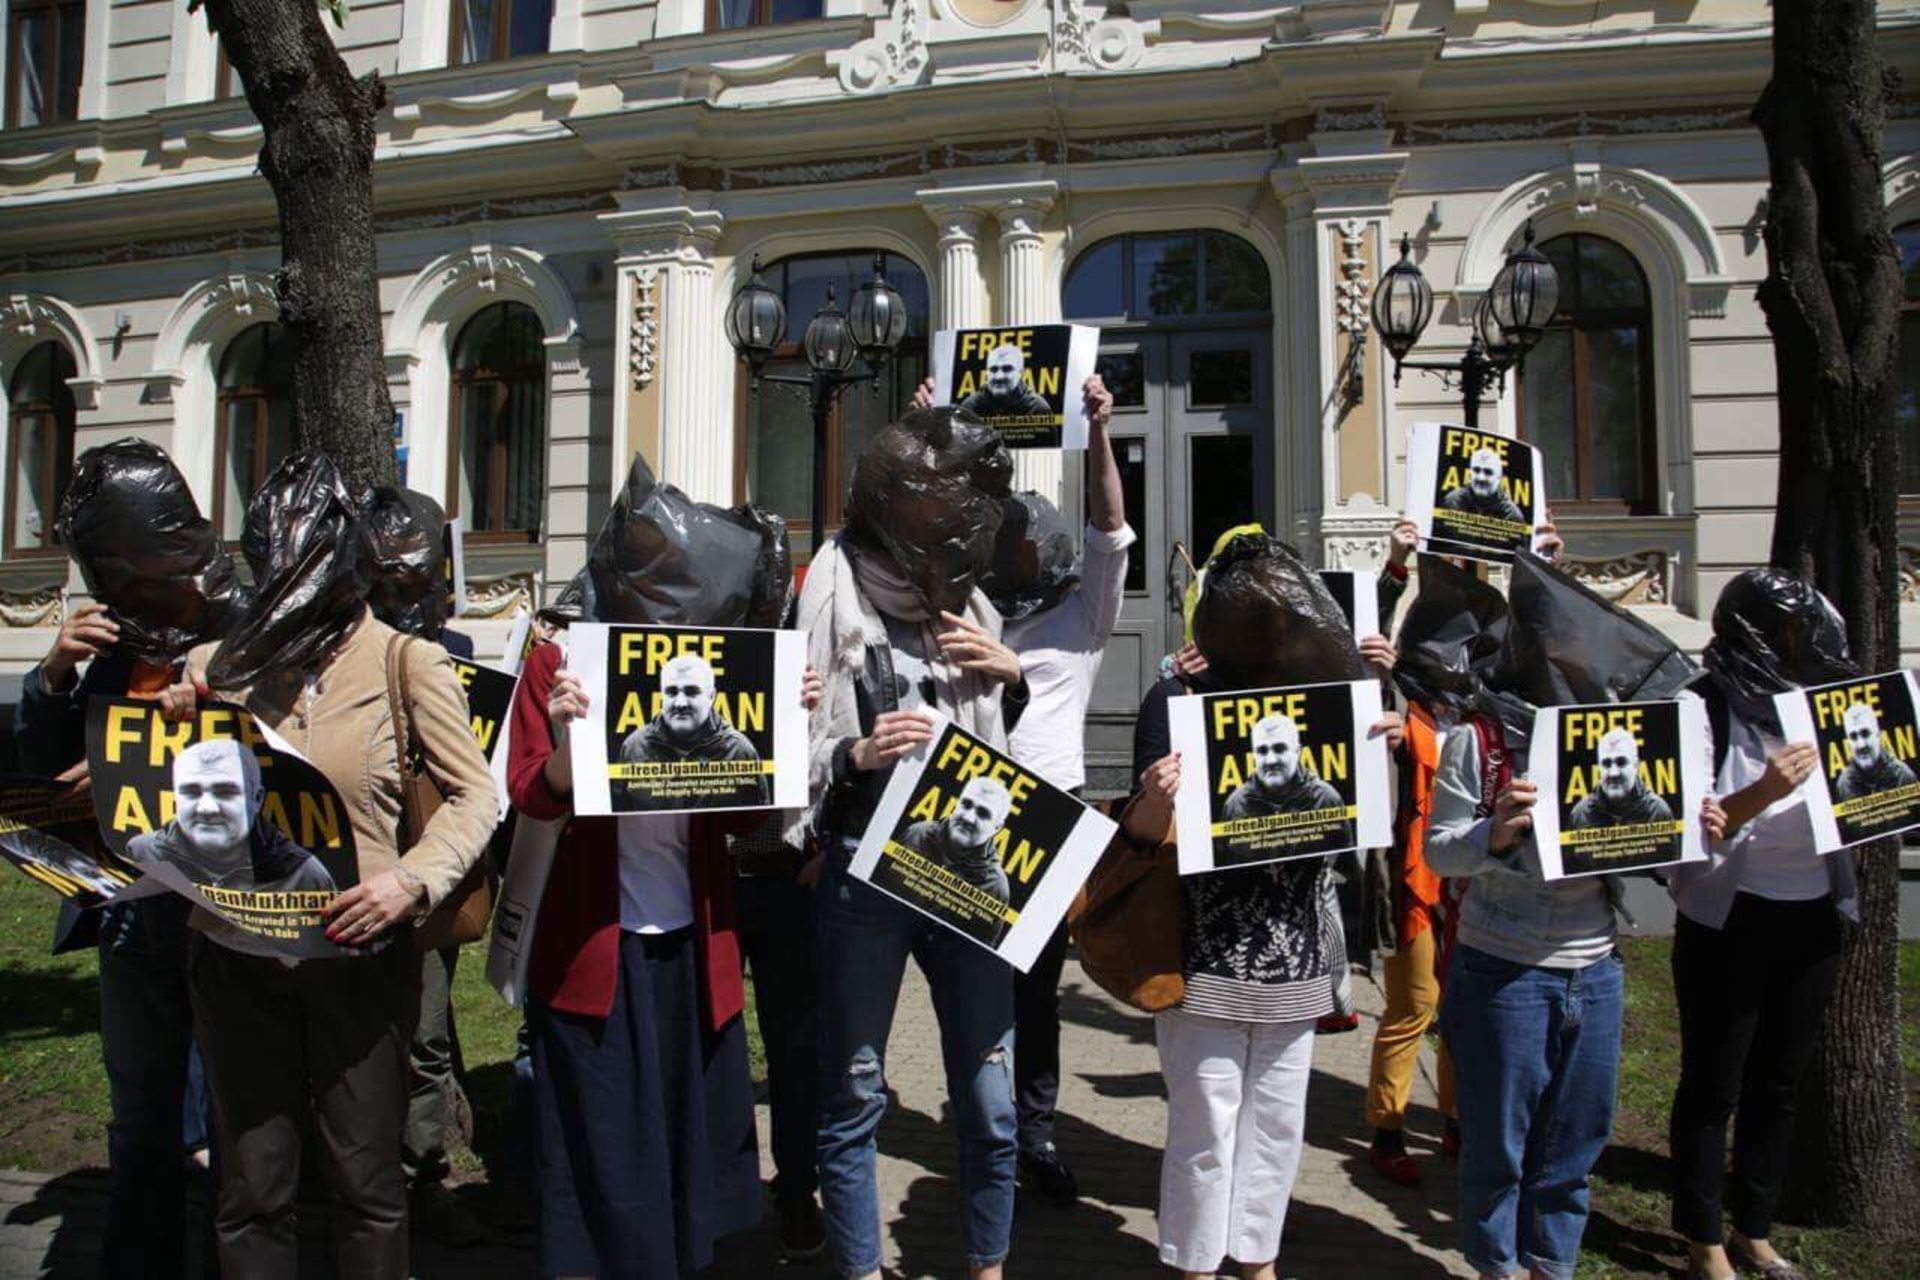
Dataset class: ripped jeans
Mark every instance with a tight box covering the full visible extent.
[815,839,1017,1277]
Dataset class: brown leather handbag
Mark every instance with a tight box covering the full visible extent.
[386,633,496,951]
[1066,797,1186,1013]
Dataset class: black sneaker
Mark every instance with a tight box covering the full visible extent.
[777,1194,827,1262]
[409,1181,491,1249]
[1019,1143,1079,1207]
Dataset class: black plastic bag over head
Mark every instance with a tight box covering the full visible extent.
[982,491,1080,622]
[540,572,591,629]
[56,439,243,663]
[364,487,451,640]
[1392,554,1510,714]
[588,455,792,629]
[1702,568,1857,727]
[1190,533,1364,688]
[208,453,373,689]
[845,406,1014,618]
[1488,553,1698,710]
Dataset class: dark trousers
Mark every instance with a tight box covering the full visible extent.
[189,936,421,1280]
[97,897,196,1280]
[738,870,819,1203]
[1669,893,1841,1244]
[1013,921,1070,1155]
[402,945,464,1188]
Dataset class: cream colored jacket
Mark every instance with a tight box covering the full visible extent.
[191,609,498,909]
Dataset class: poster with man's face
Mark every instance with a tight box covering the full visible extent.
[85,699,358,959]
[1168,679,1391,874]
[566,622,807,816]
[1404,422,1546,563]
[849,716,1115,971]
[1529,699,1706,879]
[1775,670,1920,853]
[930,324,1101,450]
[0,775,140,906]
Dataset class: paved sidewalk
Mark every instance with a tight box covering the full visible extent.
[0,960,1470,1278]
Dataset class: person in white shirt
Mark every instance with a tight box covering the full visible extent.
[919,371,1132,1204]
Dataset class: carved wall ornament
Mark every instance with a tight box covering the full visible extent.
[0,582,64,628]
[440,244,535,295]
[1334,218,1370,410]
[631,267,659,390]
[1053,0,1145,72]
[1402,106,1749,145]
[1315,102,1388,134]
[203,273,278,319]
[1070,125,1272,161]
[833,0,928,95]
[463,572,539,620]
[1561,550,1671,607]
[1900,545,1920,604]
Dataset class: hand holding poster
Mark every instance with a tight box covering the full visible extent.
[1529,699,1706,879]
[1169,679,1391,875]
[849,714,1115,971]
[85,699,358,959]
[931,325,1100,449]
[566,622,806,815]
[1404,422,1546,563]
[0,776,139,905]
[1774,670,1920,853]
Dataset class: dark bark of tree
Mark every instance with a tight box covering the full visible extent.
[1755,0,1916,1235]
[200,0,395,497]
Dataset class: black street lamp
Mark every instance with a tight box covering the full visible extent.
[725,253,906,556]
[1369,222,1560,429]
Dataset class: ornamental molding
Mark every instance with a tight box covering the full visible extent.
[630,267,659,390]
[1885,154,1920,217]
[1053,0,1146,72]
[1560,550,1671,607]
[0,292,103,409]
[1400,105,1749,145]
[1455,155,1732,319]
[1071,124,1272,162]
[1314,102,1389,134]
[388,243,582,364]
[1900,545,1920,604]
[462,572,539,620]
[0,581,64,629]
[830,0,929,94]
[1319,500,1399,572]
[202,272,279,319]
[146,270,282,403]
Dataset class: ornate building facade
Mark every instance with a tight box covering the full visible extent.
[1,0,1917,776]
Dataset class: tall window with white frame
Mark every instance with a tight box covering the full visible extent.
[449,0,552,63]
[451,301,546,542]
[733,250,928,560]
[214,322,295,542]
[708,0,822,29]
[6,341,76,555]
[5,0,83,128]
[1517,233,1659,515]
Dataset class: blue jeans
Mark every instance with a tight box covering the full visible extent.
[815,841,1016,1277]
[1440,945,1624,1280]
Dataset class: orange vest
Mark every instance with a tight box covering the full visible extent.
[1392,703,1446,950]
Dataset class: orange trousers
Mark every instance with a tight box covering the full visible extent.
[1364,925,1456,1130]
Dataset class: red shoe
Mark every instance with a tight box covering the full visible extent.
[1368,1144,1423,1187]
[1316,1011,1360,1034]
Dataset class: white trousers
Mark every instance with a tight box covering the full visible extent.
[1154,1007,1316,1273]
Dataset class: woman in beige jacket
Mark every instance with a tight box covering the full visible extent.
[185,456,498,1280]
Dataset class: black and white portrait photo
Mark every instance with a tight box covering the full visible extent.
[1222,714,1344,821]
[1568,726,1675,830]
[1439,446,1528,526]
[617,653,768,801]
[1834,701,1918,801]
[901,775,1013,910]
[959,344,1054,419]
[124,740,337,895]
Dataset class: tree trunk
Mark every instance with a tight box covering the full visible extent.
[1754,0,1916,1234]
[201,0,395,497]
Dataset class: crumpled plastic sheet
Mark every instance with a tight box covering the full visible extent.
[1700,567,1858,728]
[1391,553,1510,715]
[208,453,373,689]
[982,491,1080,623]
[364,486,451,640]
[1190,533,1365,687]
[56,438,244,662]
[586,454,793,628]
[845,406,1013,618]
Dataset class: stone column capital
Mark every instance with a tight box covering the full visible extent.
[600,191,726,263]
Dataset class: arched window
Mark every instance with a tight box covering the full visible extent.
[451,302,546,541]
[1895,223,1920,494]
[1517,233,1658,513]
[214,322,295,542]
[735,251,929,557]
[450,0,552,64]
[6,341,76,555]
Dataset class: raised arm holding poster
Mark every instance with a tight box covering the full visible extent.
[1404,421,1546,563]
[1775,670,1920,852]
[930,324,1101,449]
[566,621,806,815]
[1529,699,1707,879]
[848,714,1115,971]
[1168,679,1391,875]
[0,776,139,904]
[85,698,358,959]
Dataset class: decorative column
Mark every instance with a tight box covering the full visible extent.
[600,192,729,504]
[918,196,989,331]
[992,183,1061,500]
